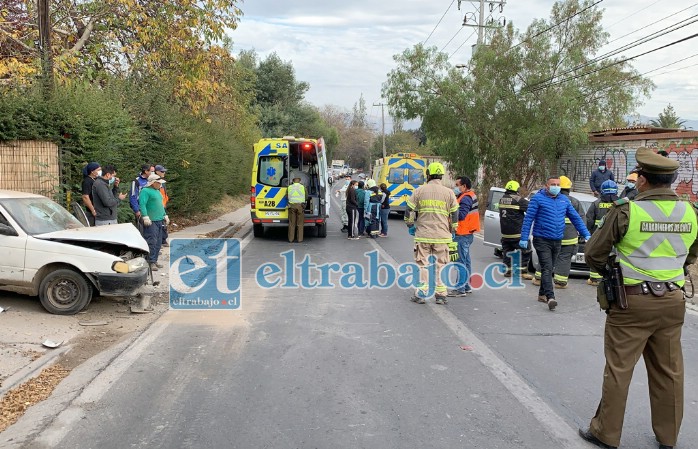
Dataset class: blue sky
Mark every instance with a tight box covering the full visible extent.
[229,1,698,127]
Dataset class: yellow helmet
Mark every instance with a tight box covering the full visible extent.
[427,162,445,176]
[505,180,520,192]
[559,176,572,189]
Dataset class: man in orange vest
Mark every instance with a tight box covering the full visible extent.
[448,176,481,297]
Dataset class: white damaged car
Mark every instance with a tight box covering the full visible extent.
[0,190,150,315]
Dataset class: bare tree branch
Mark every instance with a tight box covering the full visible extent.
[0,26,34,53]
[63,18,93,55]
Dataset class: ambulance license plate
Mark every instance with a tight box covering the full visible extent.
[266,211,280,217]
[574,254,585,263]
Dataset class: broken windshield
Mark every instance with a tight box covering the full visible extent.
[0,197,84,235]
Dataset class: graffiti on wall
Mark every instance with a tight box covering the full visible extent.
[559,138,698,201]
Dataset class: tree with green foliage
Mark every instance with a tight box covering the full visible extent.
[382,0,653,190]
[650,104,686,129]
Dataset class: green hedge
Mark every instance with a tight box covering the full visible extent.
[0,80,256,219]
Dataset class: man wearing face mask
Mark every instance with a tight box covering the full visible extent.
[81,161,102,226]
[519,177,590,310]
[590,160,615,197]
[92,165,127,226]
[447,176,480,297]
[579,147,698,449]
[620,172,638,200]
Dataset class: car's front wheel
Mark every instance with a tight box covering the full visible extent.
[39,268,92,315]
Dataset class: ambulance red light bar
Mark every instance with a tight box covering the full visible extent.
[301,142,314,151]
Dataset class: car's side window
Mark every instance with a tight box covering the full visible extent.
[0,211,10,227]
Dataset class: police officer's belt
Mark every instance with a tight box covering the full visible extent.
[624,282,680,297]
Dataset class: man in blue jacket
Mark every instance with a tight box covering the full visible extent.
[520,177,591,310]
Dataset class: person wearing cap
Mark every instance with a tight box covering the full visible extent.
[92,165,127,226]
[549,175,585,289]
[405,162,458,305]
[589,159,615,197]
[498,180,533,280]
[81,162,101,226]
[580,147,698,449]
[154,165,170,246]
[447,176,481,297]
[585,180,619,287]
[620,172,638,200]
[520,176,590,311]
[129,164,153,232]
[287,176,306,243]
[139,174,169,270]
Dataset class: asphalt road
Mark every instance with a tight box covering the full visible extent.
[21,185,698,449]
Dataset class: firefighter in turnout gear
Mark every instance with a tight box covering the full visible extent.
[579,147,698,449]
[498,180,533,280]
[287,177,307,243]
[405,162,459,305]
[550,176,585,288]
[585,180,619,286]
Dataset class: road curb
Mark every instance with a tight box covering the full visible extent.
[0,345,70,400]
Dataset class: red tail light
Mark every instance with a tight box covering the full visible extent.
[250,186,256,209]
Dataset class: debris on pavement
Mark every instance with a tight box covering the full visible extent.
[41,340,63,349]
[78,320,109,326]
[459,345,474,351]
[0,364,70,432]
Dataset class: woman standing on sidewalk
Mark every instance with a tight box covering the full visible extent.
[345,180,359,240]
[379,183,391,237]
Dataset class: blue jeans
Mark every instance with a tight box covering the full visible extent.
[143,220,164,263]
[455,234,474,292]
[380,208,390,235]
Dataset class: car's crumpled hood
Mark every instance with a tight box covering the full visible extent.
[34,223,149,252]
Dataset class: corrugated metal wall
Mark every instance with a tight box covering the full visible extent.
[0,140,60,196]
[558,135,698,201]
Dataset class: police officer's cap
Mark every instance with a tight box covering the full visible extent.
[635,147,678,175]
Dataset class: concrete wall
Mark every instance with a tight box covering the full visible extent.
[557,132,698,201]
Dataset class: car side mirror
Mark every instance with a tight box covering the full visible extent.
[0,223,18,236]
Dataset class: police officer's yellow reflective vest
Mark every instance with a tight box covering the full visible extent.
[615,200,697,286]
[288,183,306,204]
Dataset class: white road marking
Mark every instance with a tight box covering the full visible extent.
[32,236,255,448]
[367,237,590,449]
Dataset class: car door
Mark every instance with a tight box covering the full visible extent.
[483,187,505,248]
[0,208,27,284]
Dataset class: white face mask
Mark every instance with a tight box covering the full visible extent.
[96,170,102,177]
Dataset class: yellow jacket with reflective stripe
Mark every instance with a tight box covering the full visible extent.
[616,199,697,285]
[406,179,458,244]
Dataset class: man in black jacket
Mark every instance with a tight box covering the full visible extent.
[92,165,126,226]
[589,160,614,196]
[499,180,533,280]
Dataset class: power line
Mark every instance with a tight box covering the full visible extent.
[424,0,456,45]
[604,0,662,30]
[509,0,604,51]
[527,15,698,92]
[605,2,698,47]
[440,26,465,52]
[529,32,698,93]
[450,29,479,57]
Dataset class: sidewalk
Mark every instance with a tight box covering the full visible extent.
[170,205,251,239]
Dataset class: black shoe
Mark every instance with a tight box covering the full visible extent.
[578,428,616,449]
[659,445,673,449]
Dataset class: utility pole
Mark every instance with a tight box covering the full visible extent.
[373,102,386,158]
[37,0,54,97]
[458,0,507,52]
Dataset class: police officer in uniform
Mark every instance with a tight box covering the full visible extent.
[498,180,533,280]
[579,148,698,449]
[585,180,619,287]
[287,177,306,243]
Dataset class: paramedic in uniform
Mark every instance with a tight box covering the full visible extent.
[287,177,306,243]
[579,147,698,449]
